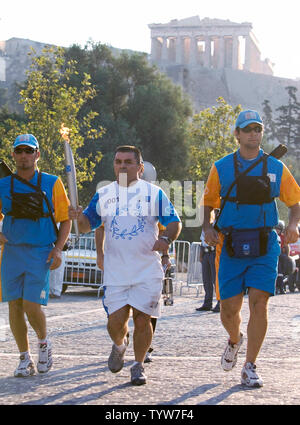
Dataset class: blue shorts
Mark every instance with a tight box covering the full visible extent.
[217,230,281,300]
[0,244,52,305]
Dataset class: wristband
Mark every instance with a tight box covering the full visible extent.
[161,254,170,258]
[159,236,172,245]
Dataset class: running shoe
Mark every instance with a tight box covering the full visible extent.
[108,338,128,373]
[130,362,147,385]
[221,333,244,371]
[14,354,36,377]
[241,362,263,387]
[37,340,53,373]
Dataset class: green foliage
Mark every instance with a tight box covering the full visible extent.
[125,76,192,180]
[275,86,300,156]
[188,97,242,181]
[0,88,9,110]
[262,99,276,141]
[262,88,300,185]
[263,86,300,161]
[174,98,241,242]
[65,42,192,185]
[0,46,104,202]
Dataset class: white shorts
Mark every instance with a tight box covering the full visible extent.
[102,279,163,318]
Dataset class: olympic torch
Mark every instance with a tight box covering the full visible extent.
[60,124,79,237]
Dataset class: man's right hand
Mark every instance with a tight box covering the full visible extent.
[203,225,219,246]
[0,232,8,244]
[68,205,83,220]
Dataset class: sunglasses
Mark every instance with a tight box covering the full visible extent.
[14,147,37,154]
[240,125,263,133]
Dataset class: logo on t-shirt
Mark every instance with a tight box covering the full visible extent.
[110,214,146,241]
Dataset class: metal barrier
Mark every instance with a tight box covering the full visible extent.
[172,240,190,289]
[63,233,103,292]
[180,242,204,296]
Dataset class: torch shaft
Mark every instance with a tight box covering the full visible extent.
[63,141,79,237]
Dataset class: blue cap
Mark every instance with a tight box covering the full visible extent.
[235,110,263,129]
[13,134,39,149]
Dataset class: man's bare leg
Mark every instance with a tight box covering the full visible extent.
[220,292,244,344]
[107,305,131,345]
[9,299,29,353]
[246,288,270,364]
[132,308,152,363]
[23,300,47,341]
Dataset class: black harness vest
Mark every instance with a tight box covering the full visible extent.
[7,172,50,221]
[224,152,273,205]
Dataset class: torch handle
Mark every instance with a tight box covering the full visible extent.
[73,220,79,236]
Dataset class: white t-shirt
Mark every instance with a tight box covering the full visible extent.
[83,179,180,285]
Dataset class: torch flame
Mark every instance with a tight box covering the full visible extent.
[60,123,70,143]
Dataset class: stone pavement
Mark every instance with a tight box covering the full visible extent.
[0,284,299,406]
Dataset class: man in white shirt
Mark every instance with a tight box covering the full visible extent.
[69,145,181,386]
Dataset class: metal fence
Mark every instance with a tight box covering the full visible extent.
[172,240,190,288]
[180,242,204,296]
[63,233,103,291]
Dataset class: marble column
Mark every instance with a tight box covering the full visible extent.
[204,36,211,68]
[175,36,184,64]
[161,36,168,63]
[190,36,198,65]
[218,36,225,68]
[0,57,6,81]
[232,36,239,69]
[244,35,251,71]
[169,38,176,62]
[150,37,159,62]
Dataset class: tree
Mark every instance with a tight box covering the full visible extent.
[275,86,300,158]
[262,99,276,142]
[125,77,192,181]
[188,97,242,181]
[0,46,104,203]
[64,42,192,184]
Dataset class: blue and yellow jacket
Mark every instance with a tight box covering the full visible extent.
[0,170,69,246]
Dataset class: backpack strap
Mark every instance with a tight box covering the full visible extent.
[214,152,268,231]
[13,172,59,237]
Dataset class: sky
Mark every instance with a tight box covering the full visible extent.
[1,0,299,80]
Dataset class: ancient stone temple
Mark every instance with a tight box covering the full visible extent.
[149,16,273,76]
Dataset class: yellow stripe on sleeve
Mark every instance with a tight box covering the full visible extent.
[203,164,221,209]
[52,178,70,223]
[279,164,300,207]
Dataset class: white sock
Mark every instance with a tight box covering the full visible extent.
[115,343,126,352]
[132,361,142,367]
[38,337,48,345]
[20,351,30,359]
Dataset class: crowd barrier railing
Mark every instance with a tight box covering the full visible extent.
[179,242,204,297]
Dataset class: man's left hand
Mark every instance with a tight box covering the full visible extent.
[152,239,170,252]
[47,247,62,270]
[284,224,299,245]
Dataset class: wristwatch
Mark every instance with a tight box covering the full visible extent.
[159,236,173,245]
